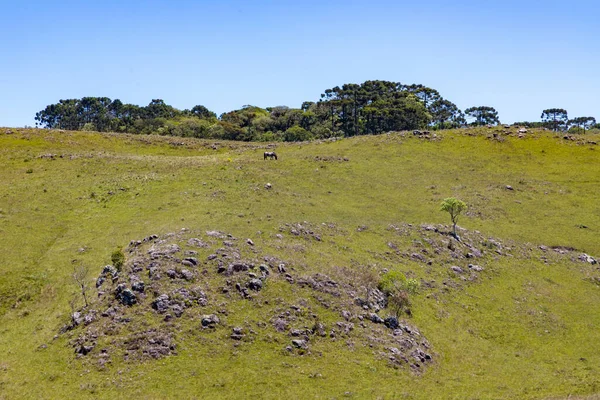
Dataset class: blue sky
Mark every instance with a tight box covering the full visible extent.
[1,0,598,127]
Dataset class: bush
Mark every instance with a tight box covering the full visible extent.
[284,125,313,142]
[111,249,125,272]
[379,270,407,295]
[379,270,420,317]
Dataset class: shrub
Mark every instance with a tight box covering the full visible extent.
[111,249,125,272]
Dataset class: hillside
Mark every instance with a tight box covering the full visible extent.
[0,127,599,399]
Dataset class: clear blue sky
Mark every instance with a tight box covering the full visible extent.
[1,0,598,127]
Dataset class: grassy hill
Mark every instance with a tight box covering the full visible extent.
[0,127,599,399]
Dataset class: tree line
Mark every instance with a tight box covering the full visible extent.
[34,81,598,141]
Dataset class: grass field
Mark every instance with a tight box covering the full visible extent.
[0,127,599,399]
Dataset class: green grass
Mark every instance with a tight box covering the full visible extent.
[0,127,599,399]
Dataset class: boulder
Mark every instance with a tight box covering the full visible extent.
[247,279,263,291]
[291,339,308,349]
[579,253,598,265]
[384,317,399,330]
[201,314,220,327]
[369,313,385,324]
[152,294,171,313]
[450,266,464,274]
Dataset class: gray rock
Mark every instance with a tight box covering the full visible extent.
[468,264,484,272]
[117,288,137,306]
[152,294,171,313]
[228,263,250,274]
[181,269,194,281]
[579,253,598,265]
[166,269,178,279]
[76,344,95,355]
[246,238,254,246]
[231,327,245,340]
[96,276,106,288]
[201,314,220,327]
[451,266,464,274]
[369,313,385,324]
[131,281,145,293]
[248,279,263,291]
[273,318,288,332]
[183,257,198,266]
[312,322,326,337]
[384,317,399,329]
[505,185,514,190]
[291,339,307,349]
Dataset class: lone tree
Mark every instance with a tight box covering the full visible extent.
[541,108,568,131]
[72,265,90,308]
[440,197,467,238]
[464,106,500,126]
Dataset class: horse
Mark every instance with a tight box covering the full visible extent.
[264,151,278,160]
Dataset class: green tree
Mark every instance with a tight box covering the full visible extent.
[440,197,467,238]
[430,99,464,128]
[465,106,500,126]
[284,125,313,142]
[541,108,568,132]
[569,116,596,133]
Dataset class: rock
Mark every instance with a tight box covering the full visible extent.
[181,269,194,281]
[169,304,183,318]
[384,317,399,330]
[201,314,220,327]
[152,294,171,313]
[166,269,178,279]
[187,238,207,248]
[228,263,250,274]
[369,313,385,324]
[450,266,464,274]
[259,264,270,275]
[265,183,272,189]
[289,329,305,337]
[579,253,598,265]
[411,253,426,262]
[247,279,263,291]
[71,312,83,326]
[312,322,327,337]
[131,281,145,293]
[278,264,286,273]
[231,327,245,340]
[181,260,194,268]
[505,185,514,190]
[96,276,106,288]
[101,265,119,281]
[183,257,198,266]
[273,318,288,332]
[246,238,254,246]
[206,230,225,238]
[341,310,352,321]
[115,284,137,306]
[468,264,484,272]
[76,344,95,356]
[291,339,308,349]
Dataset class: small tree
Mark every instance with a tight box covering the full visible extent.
[111,248,125,272]
[72,265,90,308]
[440,197,467,238]
[379,270,420,317]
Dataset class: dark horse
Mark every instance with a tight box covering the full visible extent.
[264,151,278,160]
